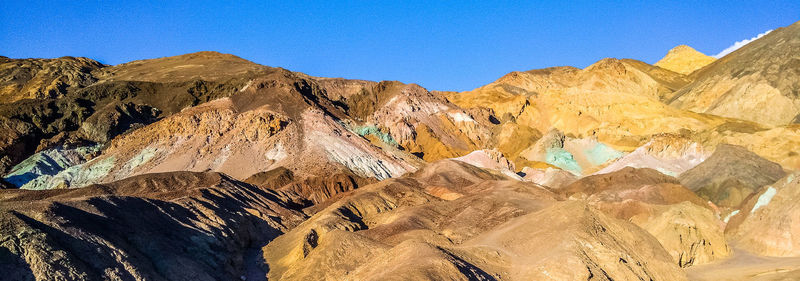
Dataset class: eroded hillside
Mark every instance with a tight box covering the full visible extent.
[3,20,800,281]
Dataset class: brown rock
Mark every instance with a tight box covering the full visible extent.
[679,144,785,208]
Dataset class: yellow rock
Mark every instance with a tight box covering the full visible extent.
[654,45,716,75]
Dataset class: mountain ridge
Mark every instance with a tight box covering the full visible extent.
[3,20,800,280]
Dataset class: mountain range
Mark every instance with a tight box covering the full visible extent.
[2,20,800,281]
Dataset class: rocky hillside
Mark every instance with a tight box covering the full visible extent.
[2,20,800,281]
[0,56,105,103]
[670,21,800,126]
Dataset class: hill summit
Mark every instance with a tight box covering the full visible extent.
[654,45,715,75]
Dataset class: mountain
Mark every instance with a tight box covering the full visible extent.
[0,53,264,175]
[446,57,716,151]
[94,51,273,83]
[670,21,800,126]
[654,45,716,75]
[3,20,800,281]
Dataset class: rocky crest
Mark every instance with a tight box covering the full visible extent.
[654,45,716,75]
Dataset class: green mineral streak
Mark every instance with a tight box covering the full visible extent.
[752,186,777,214]
[20,156,116,190]
[124,148,157,171]
[546,148,582,175]
[584,143,623,166]
[4,145,102,187]
[355,126,397,146]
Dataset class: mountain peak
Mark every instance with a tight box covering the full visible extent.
[654,45,715,75]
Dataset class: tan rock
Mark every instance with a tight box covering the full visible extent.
[727,172,800,257]
[654,45,716,75]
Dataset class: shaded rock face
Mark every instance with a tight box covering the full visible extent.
[679,144,786,208]
[0,79,246,175]
[0,171,307,280]
[2,145,100,188]
[262,160,688,281]
[0,177,13,189]
[79,101,161,143]
[726,172,800,257]
[670,21,800,125]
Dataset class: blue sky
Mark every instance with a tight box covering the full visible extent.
[1,1,798,91]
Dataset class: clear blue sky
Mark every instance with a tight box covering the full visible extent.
[1,1,798,91]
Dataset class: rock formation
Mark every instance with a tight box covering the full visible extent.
[679,144,786,208]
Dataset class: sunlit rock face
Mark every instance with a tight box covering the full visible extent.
[0,56,105,103]
[670,22,800,126]
[570,167,731,267]
[594,134,709,177]
[654,45,716,75]
[726,173,800,257]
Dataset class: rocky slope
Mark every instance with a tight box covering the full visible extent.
[595,134,709,177]
[0,171,307,280]
[570,168,731,267]
[0,56,105,103]
[726,172,800,257]
[262,160,688,280]
[670,21,800,126]
[0,55,254,175]
[679,144,786,208]
[2,20,800,280]
[445,56,725,168]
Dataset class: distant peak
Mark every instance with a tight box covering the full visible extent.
[654,45,715,75]
[667,45,697,53]
[584,58,627,72]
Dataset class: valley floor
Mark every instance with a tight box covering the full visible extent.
[686,247,800,281]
